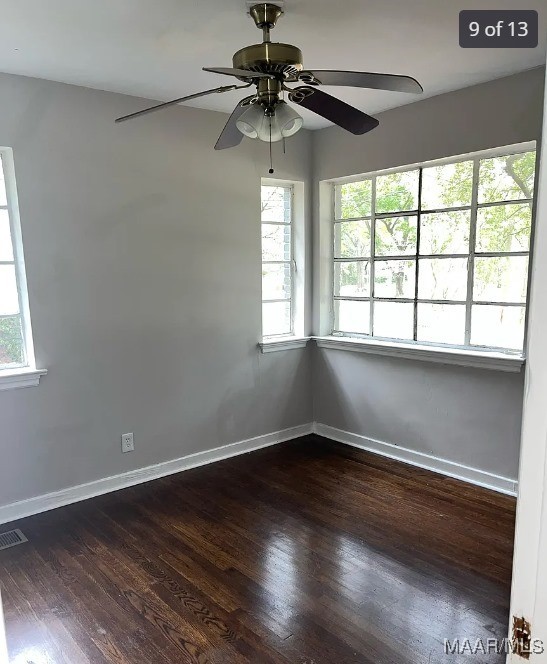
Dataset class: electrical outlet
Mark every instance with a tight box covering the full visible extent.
[121,433,134,453]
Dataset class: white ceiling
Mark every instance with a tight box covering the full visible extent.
[0,0,545,129]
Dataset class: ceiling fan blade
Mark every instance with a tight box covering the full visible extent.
[115,85,240,124]
[300,70,423,94]
[289,87,379,135]
[215,96,255,150]
[204,67,273,80]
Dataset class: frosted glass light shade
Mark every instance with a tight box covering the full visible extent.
[275,101,304,137]
[236,104,265,139]
[256,114,283,143]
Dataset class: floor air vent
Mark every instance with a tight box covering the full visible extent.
[0,529,27,551]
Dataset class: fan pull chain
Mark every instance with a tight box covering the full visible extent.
[268,117,274,174]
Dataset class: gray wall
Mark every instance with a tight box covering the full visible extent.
[0,73,313,506]
[312,67,545,480]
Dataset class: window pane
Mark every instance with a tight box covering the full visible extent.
[476,203,532,253]
[335,299,370,334]
[421,160,474,210]
[261,186,291,222]
[0,315,24,366]
[262,263,291,301]
[262,224,290,261]
[418,258,468,301]
[375,216,417,256]
[262,301,291,336]
[335,180,372,219]
[471,305,525,350]
[478,152,536,204]
[334,261,370,297]
[376,170,419,214]
[473,256,528,303]
[417,303,466,345]
[373,302,414,339]
[0,210,14,262]
[0,265,19,315]
[374,260,415,298]
[334,220,371,258]
[420,211,470,255]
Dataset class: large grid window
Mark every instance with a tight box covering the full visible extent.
[333,144,536,353]
[0,148,34,371]
[261,184,293,337]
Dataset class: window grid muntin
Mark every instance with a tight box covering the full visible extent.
[332,147,535,353]
[413,168,423,340]
[261,184,294,338]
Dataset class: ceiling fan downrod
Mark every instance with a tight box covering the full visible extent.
[248,3,284,43]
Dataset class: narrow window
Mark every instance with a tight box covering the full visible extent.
[261,184,294,337]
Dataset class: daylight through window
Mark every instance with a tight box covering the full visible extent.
[333,145,536,353]
[261,184,293,337]
[0,149,33,370]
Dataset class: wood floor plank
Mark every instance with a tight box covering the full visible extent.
[0,434,516,663]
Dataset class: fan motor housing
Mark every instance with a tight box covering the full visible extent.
[232,43,303,80]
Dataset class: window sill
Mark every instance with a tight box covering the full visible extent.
[259,337,311,353]
[313,337,524,372]
[0,368,47,391]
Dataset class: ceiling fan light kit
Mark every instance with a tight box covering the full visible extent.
[236,99,303,142]
[116,2,423,168]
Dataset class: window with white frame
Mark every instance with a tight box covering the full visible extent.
[261,184,294,337]
[0,148,35,371]
[332,144,536,354]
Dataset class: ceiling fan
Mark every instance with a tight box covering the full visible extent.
[116,2,423,153]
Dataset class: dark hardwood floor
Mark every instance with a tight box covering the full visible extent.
[0,435,516,663]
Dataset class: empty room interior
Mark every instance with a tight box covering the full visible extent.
[0,2,547,663]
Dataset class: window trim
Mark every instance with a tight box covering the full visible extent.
[259,336,311,353]
[0,368,47,391]
[313,336,524,372]
[329,141,536,357]
[0,147,45,388]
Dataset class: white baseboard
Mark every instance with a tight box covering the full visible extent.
[0,420,516,526]
[313,422,518,497]
[0,423,314,526]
